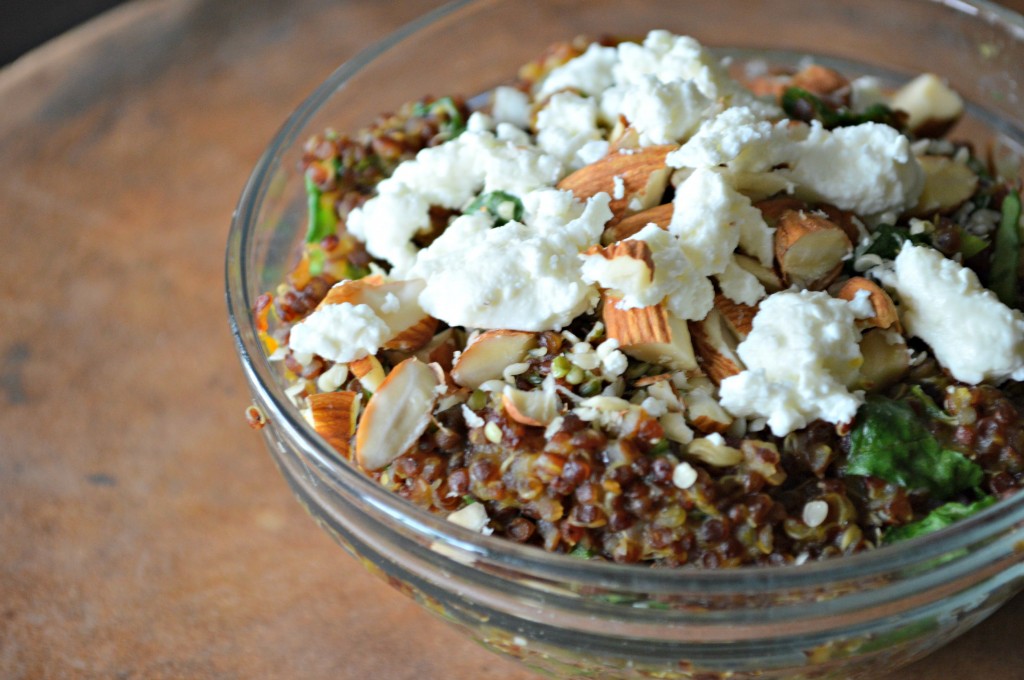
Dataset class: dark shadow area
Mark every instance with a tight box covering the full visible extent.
[2,0,129,66]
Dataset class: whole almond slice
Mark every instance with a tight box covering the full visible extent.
[602,294,697,371]
[686,436,743,467]
[451,330,537,389]
[683,389,733,434]
[502,386,560,427]
[774,210,852,290]
[689,308,745,385]
[911,155,979,216]
[319,277,437,352]
[308,391,360,459]
[557,145,676,225]
[602,202,674,244]
[835,277,902,333]
[581,239,656,295]
[355,358,440,470]
[350,355,386,392]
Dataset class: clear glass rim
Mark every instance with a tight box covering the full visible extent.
[226,0,1024,593]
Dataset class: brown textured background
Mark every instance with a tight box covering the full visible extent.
[1,0,1023,678]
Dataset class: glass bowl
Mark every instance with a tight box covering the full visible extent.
[226,0,1024,677]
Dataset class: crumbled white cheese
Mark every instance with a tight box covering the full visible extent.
[612,174,625,200]
[447,502,493,535]
[849,76,887,113]
[882,243,1024,383]
[461,404,486,429]
[718,290,866,436]
[491,85,531,128]
[715,256,766,306]
[408,191,611,331]
[536,42,618,98]
[784,122,925,216]
[666,106,792,173]
[288,302,391,364]
[616,75,712,145]
[595,338,628,377]
[535,91,605,170]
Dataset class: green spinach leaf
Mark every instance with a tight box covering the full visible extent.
[990,190,1021,308]
[883,496,996,544]
[465,191,524,226]
[781,87,901,130]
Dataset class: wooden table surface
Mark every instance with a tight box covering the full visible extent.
[2,1,1024,678]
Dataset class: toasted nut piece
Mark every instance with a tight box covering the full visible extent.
[890,73,964,138]
[451,330,537,389]
[582,239,656,293]
[835,277,903,333]
[857,329,910,392]
[774,210,852,290]
[713,293,757,339]
[755,196,808,226]
[502,386,560,427]
[319,277,438,352]
[816,204,862,244]
[355,358,439,470]
[602,294,698,371]
[686,436,743,467]
[791,64,849,99]
[349,355,386,392]
[911,155,979,216]
[689,308,745,385]
[602,203,674,244]
[608,117,641,153]
[558,145,676,225]
[733,253,784,293]
[308,391,360,459]
[413,328,460,372]
[683,389,733,434]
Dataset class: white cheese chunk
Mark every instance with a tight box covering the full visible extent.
[884,243,1024,383]
[535,91,605,170]
[719,290,866,436]
[617,75,712,145]
[491,85,531,128]
[288,302,391,364]
[666,106,792,173]
[536,43,618,98]
[715,256,766,306]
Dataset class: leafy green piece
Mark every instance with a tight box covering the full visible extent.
[990,190,1021,308]
[781,87,901,129]
[413,96,466,139]
[908,385,958,426]
[846,396,983,499]
[957,227,991,259]
[569,544,596,559]
[303,160,339,244]
[465,191,524,226]
[883,496,997,544]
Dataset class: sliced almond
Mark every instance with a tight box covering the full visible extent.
[602,203,674,244]
[350,355,386,392]
[817,204,862,244]
[355,358,440,470]
[890,73,963,138]
[319,277,438,352]
[791,64,850,99]
[683,389,733,434]
[608,117,641,153]
[754,196,808,226]
[689,308,744,385]
[835,277,902,333]
[502,386,560,427]
[686,436,743,467]
[856,329,910,392]
[774,210,852,290]
[713,293,757,339]
[733,253,784,293]
[308,391,360,459]
[413,328,460,372]
[911,155,979,216]
[451,330,537,389]
[557,145,675,225]
[581,239,655,293]
[602,295,697,371]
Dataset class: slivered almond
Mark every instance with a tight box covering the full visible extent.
[755,196,808,226]
[558,145,675,225]
[608,118,641,153]
[857,329,910,392]
[689,308,744,385]
[319,277,437,352]
[686,437,743,467]
[350,355,386,392]
[835,277,902,333]
[602,202,674,244]
[733,253,784,293]
[502,386,560,427]
[308,391,360,459]
[451,330,537,389]
[684,391,733,434]
[602,294,697,371]
[355,358,440,470]
[911,155,979,216]
[582,239,656,293]
[713,293,757,339]
[634,373,672,387]
[774,210,852,290]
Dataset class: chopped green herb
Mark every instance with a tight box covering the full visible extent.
[569,544,596,559]
[303,163,339,244]
[990,190,1021,308]
[908,385,958,426]
[413,96,466,139]
[846,396,983,499]
[883,496,997,544]
[465,191,524,227]
[308,246,327,276]
[781,87,901,130]
[956,227,990,259]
